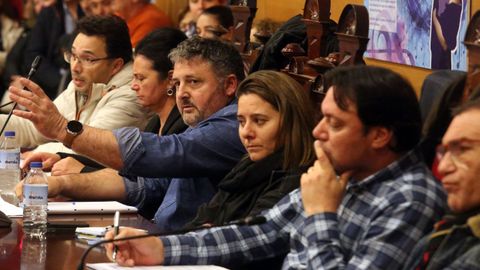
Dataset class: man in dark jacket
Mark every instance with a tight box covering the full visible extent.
[404,95,480,270]
[23,0,84,98]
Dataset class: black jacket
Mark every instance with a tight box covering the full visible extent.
[184,151,306,229]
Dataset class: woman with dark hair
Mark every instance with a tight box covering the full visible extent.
[183,70,316,229]
[195,5,234,41]
[131,28,188,136]
[178,0,227,38]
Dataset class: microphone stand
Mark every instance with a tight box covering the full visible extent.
[0,101,14,109]
[76,215,266,270]
[0,56,42,137]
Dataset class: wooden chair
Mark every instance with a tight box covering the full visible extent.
[230,0,257,54]
[463,10,480,101]
[283,0,333,92]
[284,2,370,109]
[230,1,259,74]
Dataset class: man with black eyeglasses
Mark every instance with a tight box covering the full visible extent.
[403,96,480,270]
[0,15,150,155]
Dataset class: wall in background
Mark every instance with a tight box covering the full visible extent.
[156,0,480,95]
[255,0,480,95]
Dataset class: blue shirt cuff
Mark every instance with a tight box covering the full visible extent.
[122,176,146,208]
[113,127,145,175]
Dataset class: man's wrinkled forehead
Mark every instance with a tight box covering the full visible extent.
[443,108,480,145]
[172,58,216,80]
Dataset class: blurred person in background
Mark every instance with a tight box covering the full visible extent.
[111,0,172,47]
[0,0,24,76]
[195,5,233,42]
[88,0,112,16]
[178,0,226,38]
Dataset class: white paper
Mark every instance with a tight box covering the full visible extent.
[0,199,137,217]
[86,263,229,270]
[48,201,137,214]
[0,196,23,217]
[76,226,109,237]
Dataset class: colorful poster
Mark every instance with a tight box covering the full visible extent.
[365,0,469,70]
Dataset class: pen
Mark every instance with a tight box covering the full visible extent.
[112,211,120,260]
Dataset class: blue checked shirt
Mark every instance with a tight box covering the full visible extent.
[161,150,447,269]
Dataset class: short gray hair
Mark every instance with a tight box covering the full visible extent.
[169,36,245,82]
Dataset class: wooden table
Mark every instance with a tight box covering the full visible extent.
[0,214,156,270]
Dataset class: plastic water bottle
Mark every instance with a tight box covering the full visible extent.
[22,162,48,238]
[21,234,47,270]
[0,131,21,205]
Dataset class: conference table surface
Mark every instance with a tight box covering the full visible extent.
[0,213,157,270]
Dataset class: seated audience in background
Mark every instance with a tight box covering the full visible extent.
[2,15,150,155]
[196,5,234,41]
[90,0,112,15]
[37,28,188,175]
[178,8,196,37]
[250,19,280,46]
[80,0,91,15]
[111,0,172,47]
[184,70,315,229]
[14,37,246,231]
[104,66,447,269]
[22,0,57,27]
[189,0,228,19]
[84,0,112,16]
[179,0,227,37]
[0,0,24,76]
[0,1,37,101]
[250,14,338,73]
[403,94,480,270]
[23,0,84,99]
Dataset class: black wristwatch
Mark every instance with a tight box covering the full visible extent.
[63,120,83,148]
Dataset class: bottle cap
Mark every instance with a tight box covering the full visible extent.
[4,131,15,137]
[30,162,43,169]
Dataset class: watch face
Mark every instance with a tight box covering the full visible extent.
[67,121,83,133]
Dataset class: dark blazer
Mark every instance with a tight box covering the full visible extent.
[24,0,84,98]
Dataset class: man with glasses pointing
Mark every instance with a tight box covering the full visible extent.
[1,15,150,155]
[403,95,480,270]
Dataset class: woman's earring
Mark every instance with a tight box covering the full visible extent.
[166,88,174,96]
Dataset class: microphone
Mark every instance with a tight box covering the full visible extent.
[76,215,266,270]
[0,56,42,137]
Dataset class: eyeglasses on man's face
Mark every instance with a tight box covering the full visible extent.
[436,139,480,169]
[64,51,111,67]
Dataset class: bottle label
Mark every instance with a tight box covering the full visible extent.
[23,184,48,206]
[0,149,20,169]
